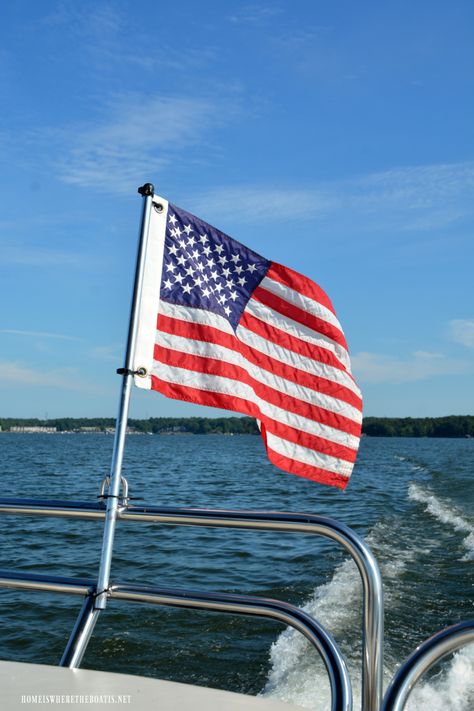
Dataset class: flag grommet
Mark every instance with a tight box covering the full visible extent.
[154,203,164,214]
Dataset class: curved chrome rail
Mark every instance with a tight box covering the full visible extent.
[0,569,352,711]
[0,497,383,711]
[382,619,474,711]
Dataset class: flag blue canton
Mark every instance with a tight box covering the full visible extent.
[160,204,270,330]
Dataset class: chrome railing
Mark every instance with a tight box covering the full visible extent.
[382,619,474,711]
[0,496,383,711]
[0,569,352,711]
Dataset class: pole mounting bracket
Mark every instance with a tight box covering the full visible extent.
[98,475,130,507]
[116,367,147,377]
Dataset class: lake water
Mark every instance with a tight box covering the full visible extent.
[0,434,473,710]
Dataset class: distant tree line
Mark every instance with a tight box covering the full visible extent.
[0,416,259,435]
[140,416,259,434]
[1,415,473,437]
[362,416,474,438]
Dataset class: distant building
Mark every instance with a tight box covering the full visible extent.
[10,426,57,433]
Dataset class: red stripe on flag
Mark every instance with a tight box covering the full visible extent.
[267,263,337,316]
[152,366,358,463]
[239,310,351,374]
[150,375,349,489]
[158,313,235,349]
[153,343,362,436]
[263,417,358,464]
[157,313,362,410]
[151,373,262,420]
[261,437,349,489]
[253,285,348,351]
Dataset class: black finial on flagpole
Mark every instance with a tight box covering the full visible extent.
[138,183,154,197]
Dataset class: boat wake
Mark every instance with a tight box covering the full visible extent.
[409,483,474,561]
[261,514,474,711]
[261,523,402,710]
[408,644,474,711]
[261,554,361,710]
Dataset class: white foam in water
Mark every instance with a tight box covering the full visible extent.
[261,516,473,711]
[261,556,363,710]
[409,483,474,561]
[394,454,430,474]
[260,524,409,711]
[407,644,474,711]
[260,521,419,710]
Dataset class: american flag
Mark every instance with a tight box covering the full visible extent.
[133,196,362,489]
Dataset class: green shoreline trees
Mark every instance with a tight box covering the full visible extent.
[1,416,473,437]
[362,416,474,438]
[0,416,259,435]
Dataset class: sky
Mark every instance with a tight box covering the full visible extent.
[0,1,473,420]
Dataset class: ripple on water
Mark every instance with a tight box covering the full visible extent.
[0,434,472,708]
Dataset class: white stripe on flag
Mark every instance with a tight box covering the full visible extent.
[159,299,234,335]
[245,298,351,370]
[265,431,353,477]
[155,329,362,423]
[160,300,359,398]
[260,275,343,331]
[236,323,361,397]
[151,359,359,449]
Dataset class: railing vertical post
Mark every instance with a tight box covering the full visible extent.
[94,183,155,610]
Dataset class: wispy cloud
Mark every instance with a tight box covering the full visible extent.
[119,47,217,73]
[353,162,474,210]
[271,28,331,52]
[42,2,122,37]
[191,161,474,230]
[41,3,216,73]
[90,344,123,361]
[0,330,81,342]
[229,5,283,24]
[352,350,472,384]
[186,186,338,222]
[52,93,241,193]
[449,319,474,349]
[0,361,96,392]
[0,244,84,267]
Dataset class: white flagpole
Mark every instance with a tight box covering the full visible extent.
[94,183,155,610]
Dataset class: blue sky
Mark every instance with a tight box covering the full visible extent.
[1,1,473,419]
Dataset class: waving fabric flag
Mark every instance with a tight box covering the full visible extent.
[133,195,362,489]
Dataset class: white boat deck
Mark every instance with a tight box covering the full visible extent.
[0,661,304,711]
